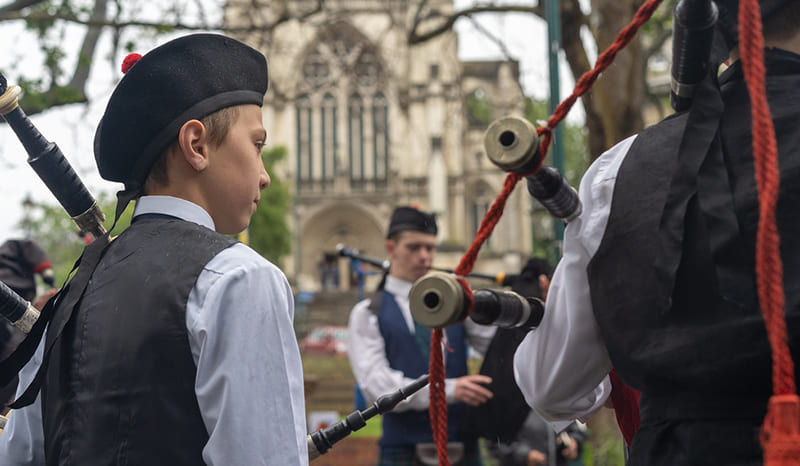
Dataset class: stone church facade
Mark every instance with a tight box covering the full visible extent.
[227,0,533,290]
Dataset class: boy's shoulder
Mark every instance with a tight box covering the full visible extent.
[206,242,283,277]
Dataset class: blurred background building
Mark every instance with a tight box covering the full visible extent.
[227,0,533,291]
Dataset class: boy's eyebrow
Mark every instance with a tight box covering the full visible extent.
[406,242,436,248]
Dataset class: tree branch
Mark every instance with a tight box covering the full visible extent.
[0,1,324,33]
[465,15,513,59]
[408,4,543,45]
[0,0,46,14]
[67,0,105,93]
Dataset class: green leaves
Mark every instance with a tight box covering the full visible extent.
[248,146,292,265]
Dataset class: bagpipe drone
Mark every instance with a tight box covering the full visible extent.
[0,73,106,337]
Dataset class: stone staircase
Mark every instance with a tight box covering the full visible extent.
[305,374,357,415]
[298,289,362,415]
[296,289,361,337]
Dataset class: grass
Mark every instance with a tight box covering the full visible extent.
[302,351,353,377]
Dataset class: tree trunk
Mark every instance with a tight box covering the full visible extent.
[588,0,646,158]
[559,0,608,160]
[558,0,649,160]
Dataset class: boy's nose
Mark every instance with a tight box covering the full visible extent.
[260,167,270,190]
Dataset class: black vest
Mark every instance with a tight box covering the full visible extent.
[42,217,236,466]
[373,290,468,447]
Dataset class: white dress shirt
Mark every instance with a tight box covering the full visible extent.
[514,135,638,427]
[0,195,308,466]
[348,274,496,412]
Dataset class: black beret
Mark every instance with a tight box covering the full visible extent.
[94,33,269,188]
[509,257,553,299]
[386,206,438,238]
[714,0,793,48]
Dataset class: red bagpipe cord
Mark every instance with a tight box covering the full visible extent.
[736,0,800,463]
[425,0,664,463]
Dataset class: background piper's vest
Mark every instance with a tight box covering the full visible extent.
[42,217,235,466]
[587,50,800,463]
[375,290,468,447]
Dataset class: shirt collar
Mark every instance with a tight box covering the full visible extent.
[384,275,413,299]
[133,195,216,231]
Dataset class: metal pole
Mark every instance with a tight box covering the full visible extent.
[545,0,565,258]
[294,112,303,287]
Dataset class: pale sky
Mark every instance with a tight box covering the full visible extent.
[0,2,579,243]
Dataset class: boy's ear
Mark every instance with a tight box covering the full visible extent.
[385,239,396,257]
[177,120,209,171]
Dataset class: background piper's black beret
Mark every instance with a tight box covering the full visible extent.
[386,206,438,238]
[94,33,269,188]
[714,0,793,49]
[507,257,553,299]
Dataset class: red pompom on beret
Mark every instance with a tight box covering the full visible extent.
[121,53,142,74]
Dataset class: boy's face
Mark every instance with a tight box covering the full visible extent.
[203,104,270,234]
[385,230,437,283]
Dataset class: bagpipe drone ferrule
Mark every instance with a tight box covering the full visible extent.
[484,116,541,173]
[409,271,469,329]
[0,280,39,334]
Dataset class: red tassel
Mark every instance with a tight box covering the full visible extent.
[609,368,640,446]
[761,394,800,465]
[121,53,142,74]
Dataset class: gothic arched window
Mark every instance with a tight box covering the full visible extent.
[348,93,364,186]
[372,92,389,185]
[472,185,496,250]
[296,94,313,183]
[321,93,337,183]
[297,22,389,192]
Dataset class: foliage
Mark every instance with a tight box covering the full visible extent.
[248,146,292,265]
[465,87,493,125]
[16,191,133,286]
[582,410,627,466]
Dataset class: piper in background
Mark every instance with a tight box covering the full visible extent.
[347,205,496,466]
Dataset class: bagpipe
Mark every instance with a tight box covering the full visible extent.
[336,243,511,284]
[0,74,107,239]
[0,72,106,339]
[402,0,798,465]
[307,375,429,460]
[3,0,792,462]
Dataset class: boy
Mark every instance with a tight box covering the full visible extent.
[348,206,495,465]
[0,33,307,465]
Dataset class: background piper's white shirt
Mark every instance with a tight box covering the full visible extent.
[0,195,309,466]
[514,135,638,427]
[348,274,496,412]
